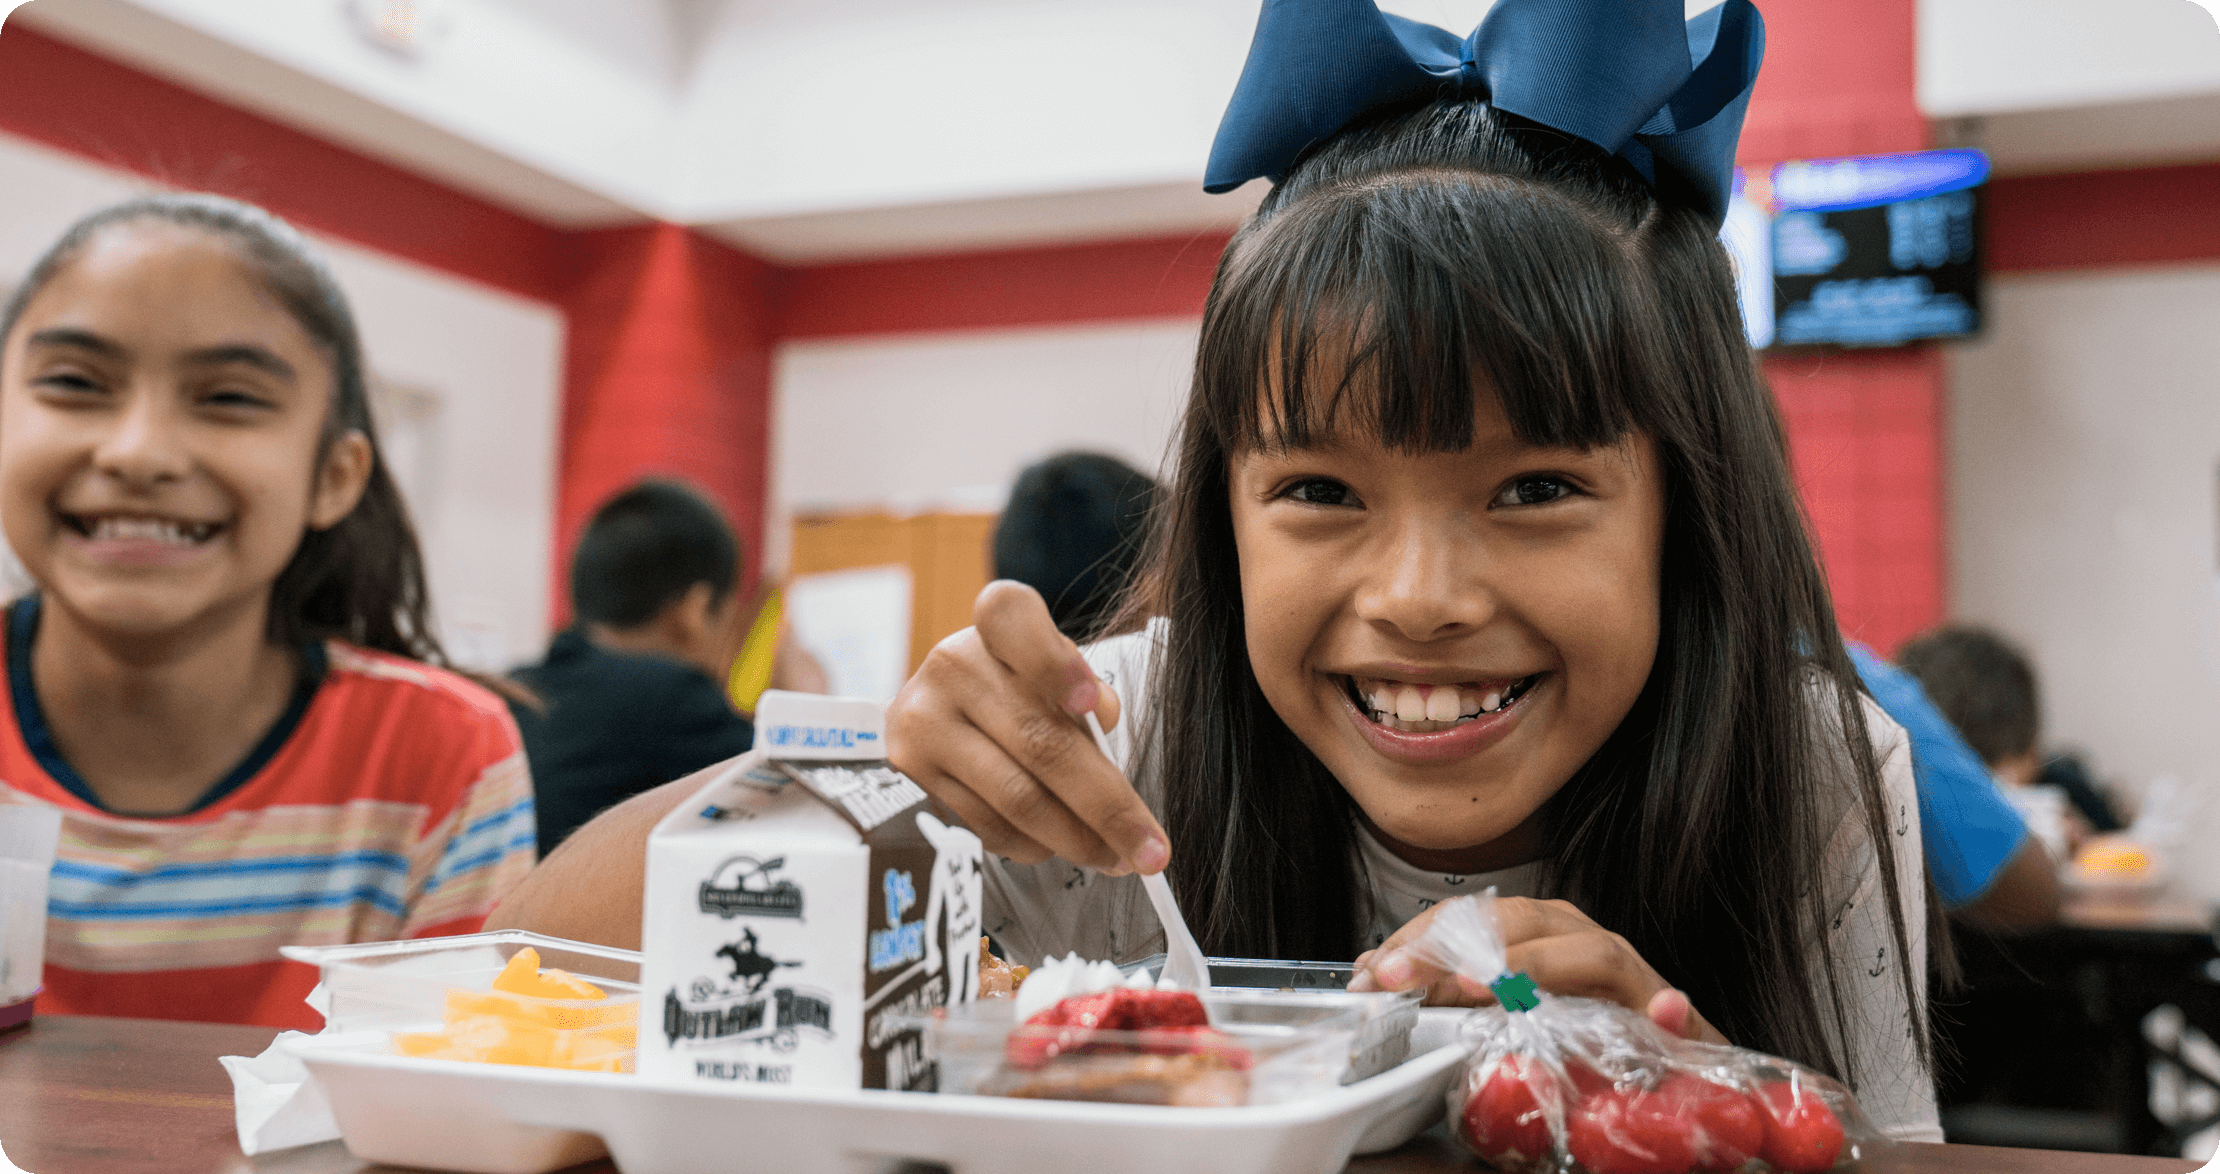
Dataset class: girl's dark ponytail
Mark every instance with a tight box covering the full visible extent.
[1,194,450,665]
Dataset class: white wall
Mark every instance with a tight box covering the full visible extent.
[1920,0,2220,174]
[1919,0,2220,116]
[0,131,561,670]
[1945,266,2220,873]
[771,319,1199,521]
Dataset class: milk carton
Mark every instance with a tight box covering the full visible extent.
[638,691,983,1090]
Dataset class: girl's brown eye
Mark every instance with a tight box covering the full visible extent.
[1495,475,1576,507]
[1284,477,1357,507]
[33,372,101,395]
[203,389,271,410]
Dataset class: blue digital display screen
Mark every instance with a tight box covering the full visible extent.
[1765,150,1987,348]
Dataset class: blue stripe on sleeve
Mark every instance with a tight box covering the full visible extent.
[49,884,409,921]
[51,850,410,888]
[428,795,536,889]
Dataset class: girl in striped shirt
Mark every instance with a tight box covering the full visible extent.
[0,194,536,1030]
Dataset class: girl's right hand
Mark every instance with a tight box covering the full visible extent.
[886,580,1171,875]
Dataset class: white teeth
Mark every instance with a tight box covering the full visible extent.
[89,517,207,545]
[1354,677,1531,729]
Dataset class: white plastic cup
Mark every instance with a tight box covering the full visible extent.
[0,805,63,1023]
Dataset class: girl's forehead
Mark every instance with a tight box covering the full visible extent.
[66,222,263,292]
[20,225,317,360]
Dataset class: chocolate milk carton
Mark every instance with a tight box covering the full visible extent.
[637,690,983,1090]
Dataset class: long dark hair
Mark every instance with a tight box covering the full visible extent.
[1127,101,1930,1089]
[0,194,449,664]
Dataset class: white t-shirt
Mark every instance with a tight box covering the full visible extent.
[980,622,1942,1142]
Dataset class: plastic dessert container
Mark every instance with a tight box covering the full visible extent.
[284,929,642,1062]
[915,987,1420,1106]
[281,931,644,1174]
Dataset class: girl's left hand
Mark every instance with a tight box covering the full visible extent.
[1348,895,1730,1046]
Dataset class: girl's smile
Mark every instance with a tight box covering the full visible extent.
[1229,391,1665,865]
[1335,669,1547,763]
[57,509,232,568]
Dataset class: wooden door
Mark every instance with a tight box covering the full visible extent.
[789,511,997,673]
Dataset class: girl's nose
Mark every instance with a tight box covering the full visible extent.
[93,392,192,488]
[1352,519,1495,643]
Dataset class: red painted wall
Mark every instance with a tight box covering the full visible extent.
[1988,162,2220,273]
[780,234,1229,341]
[556,225,775,610]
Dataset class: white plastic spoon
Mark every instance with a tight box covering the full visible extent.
[1083,712,1210,990]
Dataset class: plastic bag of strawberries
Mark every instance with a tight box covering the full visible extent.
[1404,892,1887,1174]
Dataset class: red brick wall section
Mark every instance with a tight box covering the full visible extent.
[1766,348,1947,655]
[1739,0,1943,655]
[554,224,776,625]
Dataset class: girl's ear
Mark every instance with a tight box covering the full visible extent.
[308,430,374,531]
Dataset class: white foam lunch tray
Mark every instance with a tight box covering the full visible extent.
[288,1007,1471,1174]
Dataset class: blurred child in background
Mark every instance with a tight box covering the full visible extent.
[510,480,755,857]
[0,194,536,1030]
[990,452,1156,642]
[1898,625,2120,857]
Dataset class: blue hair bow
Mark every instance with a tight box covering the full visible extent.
[1204,0,1766,227]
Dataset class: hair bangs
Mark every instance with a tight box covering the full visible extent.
[1199,170,1654,458]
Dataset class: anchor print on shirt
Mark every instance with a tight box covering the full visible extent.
[1867,947,1888,978]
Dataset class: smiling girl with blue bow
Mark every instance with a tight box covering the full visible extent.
[493,0,1941,1139]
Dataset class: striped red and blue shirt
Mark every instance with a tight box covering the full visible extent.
[0,598,536,1030]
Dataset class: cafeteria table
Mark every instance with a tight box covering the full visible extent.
[1938,891,2220,1155]
[1,1016,2203,1174]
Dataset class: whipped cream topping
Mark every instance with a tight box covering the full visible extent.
[1011,952,1169,1023]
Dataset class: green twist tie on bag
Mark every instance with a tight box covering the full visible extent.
[1490,971,1540,1012]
